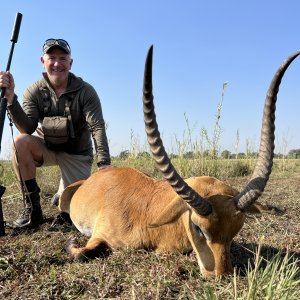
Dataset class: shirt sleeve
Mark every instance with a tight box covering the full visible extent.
[7,86,40,134]
[81,84,111,165]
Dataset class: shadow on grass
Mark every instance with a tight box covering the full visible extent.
[4,213,77,236]
[231,241,300,278]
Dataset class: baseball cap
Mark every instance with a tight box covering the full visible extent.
[43,38,71,54]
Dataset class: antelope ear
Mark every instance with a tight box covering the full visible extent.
[148,197,188,228]
[59,180,85,213]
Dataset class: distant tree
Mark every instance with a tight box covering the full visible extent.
[203,150,210,158]
[210,149,218,160]
[119,150,130,160]
[221,150,231,159]
[249,152,258,158]
[288,149,300,158]
[236,152,246,159]
[184,151,194,159]
[274,152,287,159]
[193,151,203,159]
[136,151,151,159]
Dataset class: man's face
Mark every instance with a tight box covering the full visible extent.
[41,47,73,84]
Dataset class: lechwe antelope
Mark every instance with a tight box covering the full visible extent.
[59,47,300,277]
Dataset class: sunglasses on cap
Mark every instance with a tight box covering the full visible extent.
[43,39,71,54]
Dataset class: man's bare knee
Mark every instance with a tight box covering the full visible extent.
[11,134,44,180]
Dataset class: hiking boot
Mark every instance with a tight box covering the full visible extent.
[14,206,43,228]
[13,187,43,228]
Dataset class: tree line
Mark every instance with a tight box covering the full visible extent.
[116,148,300,160]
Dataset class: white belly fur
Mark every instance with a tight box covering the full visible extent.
[74,222,92,237]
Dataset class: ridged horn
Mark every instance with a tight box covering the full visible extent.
[234,50,300,211]
[143,45,212,216]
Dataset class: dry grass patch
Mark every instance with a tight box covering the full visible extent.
[0,159,299,299]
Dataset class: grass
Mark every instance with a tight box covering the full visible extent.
[243,246,300,300]
[0,156,299,299]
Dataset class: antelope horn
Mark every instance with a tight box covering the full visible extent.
[234,50,300,211]
[143,45,212,216]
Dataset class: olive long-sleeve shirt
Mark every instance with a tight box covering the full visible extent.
[7,72,111,165]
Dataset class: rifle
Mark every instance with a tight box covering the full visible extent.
[0,12,23,236]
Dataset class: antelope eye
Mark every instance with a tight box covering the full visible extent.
[192,223,205,238]
[193,223,212,241]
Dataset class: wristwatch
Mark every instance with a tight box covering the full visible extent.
[97,160,110,168]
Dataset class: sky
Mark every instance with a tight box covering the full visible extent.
[0,1,300,158]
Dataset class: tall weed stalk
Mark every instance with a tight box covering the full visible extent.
[172,82,233,178]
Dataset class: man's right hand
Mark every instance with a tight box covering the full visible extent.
[0,71,15,104]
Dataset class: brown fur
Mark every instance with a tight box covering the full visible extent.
[59,166,265,277]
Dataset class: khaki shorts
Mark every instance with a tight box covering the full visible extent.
[33,136,93,195]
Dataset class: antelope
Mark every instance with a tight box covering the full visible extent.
[59,46,300,277]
